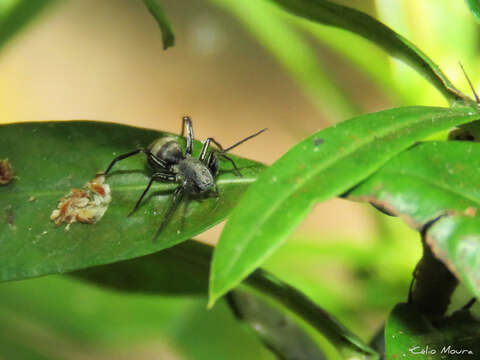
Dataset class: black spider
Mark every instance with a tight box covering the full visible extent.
[104,116,266,241]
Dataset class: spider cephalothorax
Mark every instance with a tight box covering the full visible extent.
[104,116,266,241]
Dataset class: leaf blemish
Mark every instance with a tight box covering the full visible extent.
[464,206,477,217]
[50,174,111,230]
[313,137,324,146]
[4,205,14,226]
[0,159,14,185]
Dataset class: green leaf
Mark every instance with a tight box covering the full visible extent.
[465,0,480,23]
[385,303,480,359]
[0,121,265,282]
[267,0,468,105]
[426,215,480,301]
[72,239,209,295]
[348,141,480,229]
[0,275,277,360]
[209,106,480,306]
[0,0,57,50]
[74,239,375,359]
[228,290,327,360]
[142,0,175,50]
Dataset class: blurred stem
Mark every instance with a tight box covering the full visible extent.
[170,241,377,359]
[409,221,458,320]
[210,0,359,122]
[247,269,378,360]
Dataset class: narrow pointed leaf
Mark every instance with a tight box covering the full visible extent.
[0,121,265,282]
[209,106,480,305]
[268,0,468,105]
[348,141,480,229]
[142,0,175,50]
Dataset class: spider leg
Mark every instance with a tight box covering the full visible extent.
[128,172,176,217]
[213,184,220,198]
[180,193,190,231]
[181,116,194,155]
[153,186,184,243]
[104,149,145,175]
[462,298,477,310]
[199,137,225,161]
[220,153,242,177]
[105,149,169,175]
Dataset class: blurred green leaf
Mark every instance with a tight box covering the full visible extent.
[0,0,57,51]
[296,18,397,103]
[426,215,480,301]
[74,239,374,360]
[72,239,209,295]
[142,0,174,50]
[227,290,327,360]
[0,121,265,282]
[348,141,480,228]
[0,275,276,360]
[211,0,358,120]
[465,0,480,23]
[385,303,480,359]
[267,0,468,105]
[209,106,480,306]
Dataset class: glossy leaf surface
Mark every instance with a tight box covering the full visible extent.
[209,106,480,305]
[0,121,265,282]
[348,141,480,229]
[385,303,480,359]
[268,0,467,105]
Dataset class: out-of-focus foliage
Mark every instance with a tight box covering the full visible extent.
[0,0,57,50]
[209,107,480,305]
[2,1,480,359]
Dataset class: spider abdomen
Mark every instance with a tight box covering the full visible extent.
[148,137,184,167]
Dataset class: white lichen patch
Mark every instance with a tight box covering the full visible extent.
[50,174,111,230]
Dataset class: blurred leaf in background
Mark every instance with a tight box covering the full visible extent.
[0,0,58,50]
[2,0,480,359]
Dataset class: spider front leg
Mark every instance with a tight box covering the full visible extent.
[181,116,194,155]
[153,186,184,242]
[128,172,176,217]
[199,137,225,161]
[104,149,168,175]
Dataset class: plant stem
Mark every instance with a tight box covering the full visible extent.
[247,269,378,360]
[171,241,378,359]
[409,223,458,319]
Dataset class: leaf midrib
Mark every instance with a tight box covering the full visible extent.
[2,177,258,199]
